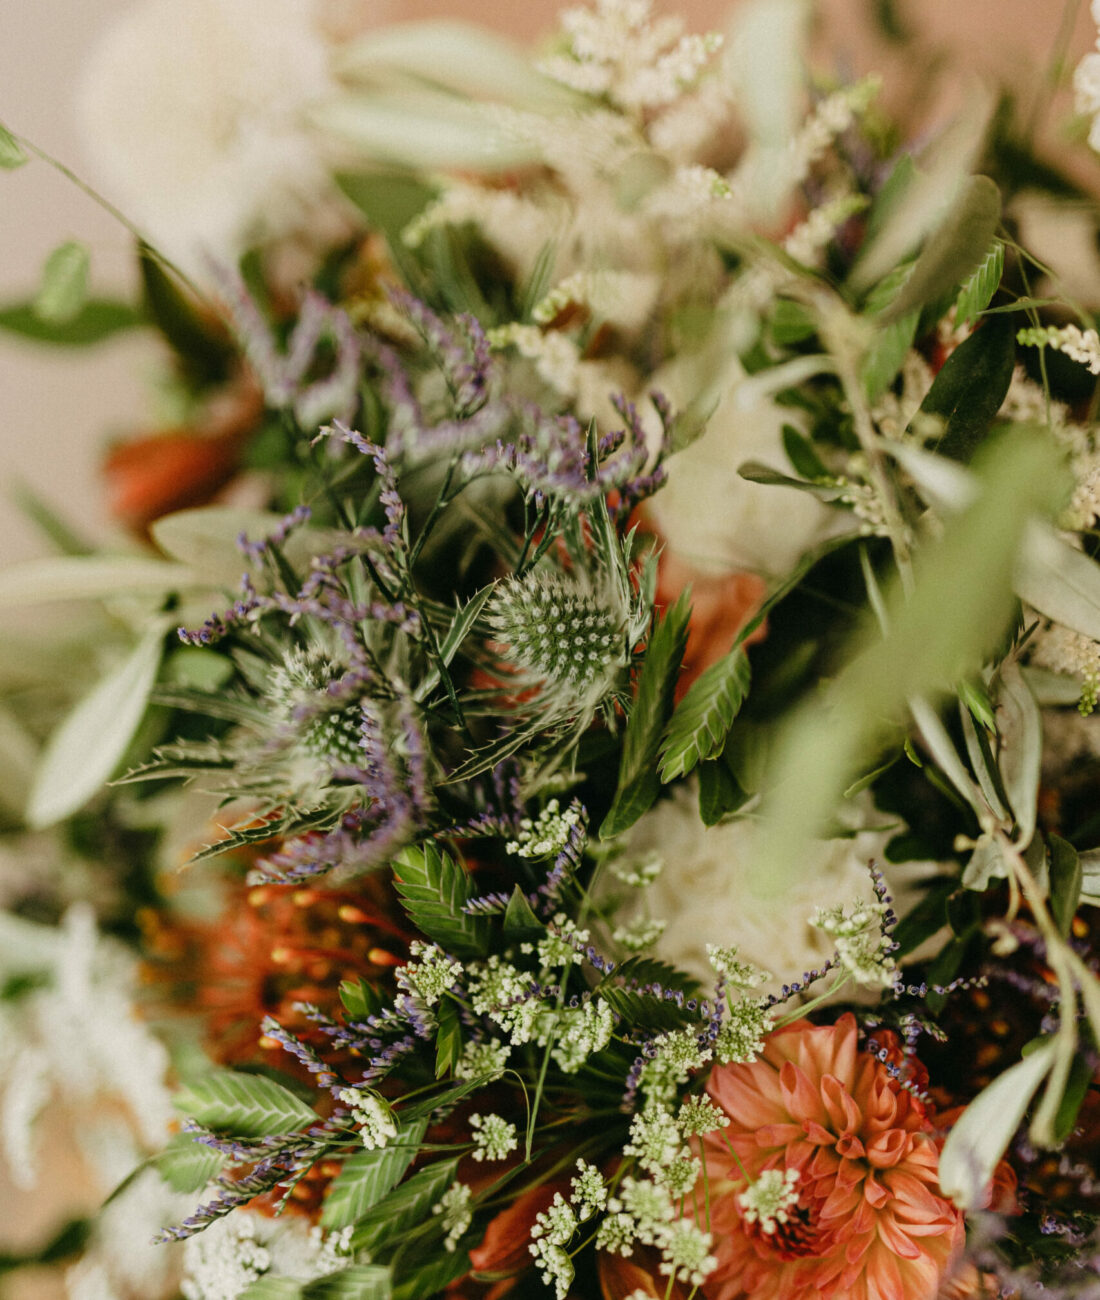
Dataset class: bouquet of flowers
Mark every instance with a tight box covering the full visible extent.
[5,1,1100,1297]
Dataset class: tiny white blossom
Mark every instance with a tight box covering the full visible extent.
[395,942,463,1007]
[469,1113,518,1163]
[570,1159,608,1220]
[610,851,663,888]
[1018,323,1100,376]
[678,1094,729,1138]
[596,1210,638,1256]
[337,1088,397,1150]
[455,1038,510,1082]
[738,1166,801,1234]
[715,999,773,1065]
[612,917,667,952]
[706,944,770,989]
[537,914,590,970]
[610,1176,675,1245]
[811,901,897,988]
[656,1219,718,1286]
[640,1028,712,1105]
[623,1109,686,1177]
[549,998,615,1072]
[505,800,583,858]
[433,1182,473,1253]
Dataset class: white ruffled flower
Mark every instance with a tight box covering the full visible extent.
[618,785,929,988]
[180,1213,352,1300]
[78,0,339,276]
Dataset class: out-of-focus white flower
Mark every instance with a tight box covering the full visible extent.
[0,905,174,1187]
[644,351,840,577]
[78,0,339,276]
[616,784,931,989]
[181,1213,353,1300]
[1076,1,1100,150]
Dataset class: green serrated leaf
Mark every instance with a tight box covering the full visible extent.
[393,842,490,957]
[0,122,27,169]
[659,646,751,782]
[955,240,1004,329]
[606,956,700,995]
[1048,834,1082,939]
[152,1133,225,1193]
[879,175,1001,324]
[26,622,166,828]
[34,242,90,325]
[415,586,495,702]
[175,1069,317,1137]
[349,1158,460,1256]
[391,1249,469,1300]
[435,997,462,1079]
[602,593,691,836]
[921,315,1016,461]
[602,986,694,1031]
[302,1266,392,1300]
[320,1119,428,1230]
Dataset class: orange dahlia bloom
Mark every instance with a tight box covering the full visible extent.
[698,1013,964,1300]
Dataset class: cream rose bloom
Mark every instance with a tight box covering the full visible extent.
[78,0,340,276]
[617,784,933,990]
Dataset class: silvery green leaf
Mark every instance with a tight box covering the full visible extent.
[961,833,1009,890]
[749,432,1065,894]
[311,91,538,171]
[150,507,328,587]
[995,660,1041,847]
[909,696,984,815]
[0,555,198,607]
[34,241,90,324]
[850,84,993,293]
[939,1038,1057,1209]
[1079,847,1100,906]
[25,623,165,828]
[730,354,836,409]
[1020,666,1082,706]
[337,21,572,110]
[889,444,977,512]
[957,702,1008,822]
[1016,522,1100,643]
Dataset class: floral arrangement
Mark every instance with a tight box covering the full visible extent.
[5,1,1100,1297]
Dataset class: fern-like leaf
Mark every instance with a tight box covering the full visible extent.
[175,1069,316,1137]
[393,842,490,956]
[954,240,1004,330]
[658,647,750,782]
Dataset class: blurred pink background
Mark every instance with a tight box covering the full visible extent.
[0,0,1096,568]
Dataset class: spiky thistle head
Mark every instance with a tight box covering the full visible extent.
[267,647,365,771]
[487,570,631,721]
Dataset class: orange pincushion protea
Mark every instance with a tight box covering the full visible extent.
[697,1014,964,1300]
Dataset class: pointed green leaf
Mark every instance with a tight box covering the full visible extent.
[1016,522,1100,644]
[921,315,1016,461]
[602,592,691,835]
[34,241,90,325]
[955,240,1004,329]
[781,424,828,479]
[175,1069,317,1137]
[151,1133,225,1193]
[995,660,1041,846]
[659,646,751,783]
[340,978,386,1022]
[349,1158,460,1255]
[435,997,462,1079]
[393,842,490,956]
[302,1266,392,1299]
[240,1281,303,1299]
[879,176,1001,324]
[939,1039,1057,1208]
[0,555,198,607]
[697,757,749,826]
[391,1251,469,1300]
[320,1119,428,1229]
[0,122,27,169]
[1048,835,1082,939]
[502,885,542,938]
[0,298,142,345]
[26,623,165,828]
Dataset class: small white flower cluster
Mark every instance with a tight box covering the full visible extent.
[533,913,591,969]
[811,900,897,988]
[526,1160,609,1298]
[678,1094,729,1138]
[1018,324,1100,376]
[595,1171,717,1286]
[181,1215,352,1300]
[837,473,891,538]
[541,0,723,113]
[506,799,583,859]
[531,270,660,335]
[571,1159,609,1219]
[455,1037,511,1082]
[706,943,770,989]
[643,164,734,235]
[466,955,540,1044]
[658,1219,719,1286]
[787,78,881,190]
[612,917,667,952]
[738,1166,801,1234]
[610,848,663,889]
[548,998,616,1073]
[1033,621,1100,715]
[1075,1,1100,151]
[871,348,936,441]
[337,1087,397,1150]
[638,1028,710,1105]
[432,1182,473,1253]
[623,1106,686,1174]
[468,1112,518,1162]
[395,941,462,1006]
[715,997,774,1065]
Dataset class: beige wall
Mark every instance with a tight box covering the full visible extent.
[1,0,1095,567]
